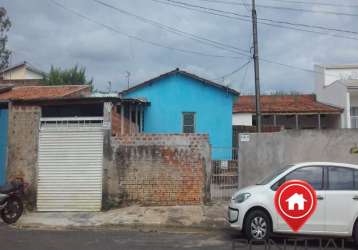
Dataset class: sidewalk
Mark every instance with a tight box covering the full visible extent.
[17,203,228,230]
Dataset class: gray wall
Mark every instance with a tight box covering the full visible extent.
[239,129,358,188]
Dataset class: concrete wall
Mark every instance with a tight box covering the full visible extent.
[103,134,211,208]
[239,129,358,188]
[123,74,236,160]
[7,104,41,208]
[232,113,252,126]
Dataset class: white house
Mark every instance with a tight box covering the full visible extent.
[315,64,358,128]
[0,61,45,83]
[286,193,307,211]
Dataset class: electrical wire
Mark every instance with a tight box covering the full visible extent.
[215,59,252,80]
[163,0,358,36]
[91,0,251,55]
[48,0,247,59]
[151,0,358,41]
[49,0,352,83]
[190,0,358,17]
[252,0,358,9]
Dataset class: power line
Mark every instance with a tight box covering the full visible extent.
[239,59,251,90]
[214,59,252,80]
[190,0,358,17]
[152,0,358,41]
[48,0,246,59]
[163,0,358,36]
[256,0,358,9]
[149,0,355,81]
[240,0,251,13]
[91,0,250,56]
[49,0,353,85]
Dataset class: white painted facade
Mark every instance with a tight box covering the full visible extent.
[232,113,253,126]
[315,64,358,128]
[1,63,44,80]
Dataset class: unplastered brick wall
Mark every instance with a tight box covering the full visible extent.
[103,134,211,207]
[111,106,138,136]
[7,104,41,209]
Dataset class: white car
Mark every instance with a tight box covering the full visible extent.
[228,162,358,243]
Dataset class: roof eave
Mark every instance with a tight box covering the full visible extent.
[120,68,240,96]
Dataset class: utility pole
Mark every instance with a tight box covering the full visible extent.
[107,81,112,93]
[252,0,262,132]
[125,71,131,89]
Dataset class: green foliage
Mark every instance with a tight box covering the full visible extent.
[42,65,93,88]
[0,7,12,71]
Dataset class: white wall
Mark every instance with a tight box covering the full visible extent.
[2,65,43,80]
[232,113,252,126]
[324,68,358,86]
[350,94,358,107]
[315,65,348,128]
[2,66,26,80]
[26,70,43,80]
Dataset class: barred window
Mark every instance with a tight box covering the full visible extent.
[182,112,195,133]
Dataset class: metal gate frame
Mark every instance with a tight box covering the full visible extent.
[210,147,239,201]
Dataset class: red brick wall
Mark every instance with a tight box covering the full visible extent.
[111,106,138,136]
[104,134,210,207]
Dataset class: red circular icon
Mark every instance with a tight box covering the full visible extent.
[274,180,317,232]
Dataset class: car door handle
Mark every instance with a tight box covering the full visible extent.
[353,196,358,201]
[317,195,324,200]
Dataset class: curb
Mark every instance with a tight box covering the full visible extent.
[14,221,231,233]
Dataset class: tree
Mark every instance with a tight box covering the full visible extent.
[0,7,11,71]
[42,65,93,88]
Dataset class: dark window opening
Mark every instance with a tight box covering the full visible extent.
[183,112,195,133]
[42,103,103,117]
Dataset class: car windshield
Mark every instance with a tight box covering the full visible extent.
[256,165,293,185]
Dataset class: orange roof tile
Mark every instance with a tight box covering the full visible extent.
[233,95,342,114]
[0,85,90,100]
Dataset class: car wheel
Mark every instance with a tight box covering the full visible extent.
[353,220,358,246]
[243,210,272,241]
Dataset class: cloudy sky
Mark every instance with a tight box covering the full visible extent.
[2,0,358,93]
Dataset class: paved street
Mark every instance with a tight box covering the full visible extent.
[0,223,356,250]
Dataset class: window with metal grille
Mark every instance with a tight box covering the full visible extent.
[182,112,195,133]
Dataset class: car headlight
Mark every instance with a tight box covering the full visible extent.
[232,192,251,203]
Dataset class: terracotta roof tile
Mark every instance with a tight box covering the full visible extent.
[233,95,343,114]
[0,85,90,100]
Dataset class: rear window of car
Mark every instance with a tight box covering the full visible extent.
[328,167,354,190]
[354,170,358,190]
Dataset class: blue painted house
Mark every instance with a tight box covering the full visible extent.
[121,69,239,160]
[0,107,8,185]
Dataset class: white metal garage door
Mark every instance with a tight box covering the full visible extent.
[37,118,104,212]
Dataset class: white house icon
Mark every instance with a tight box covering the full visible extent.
[286,193,307,210]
